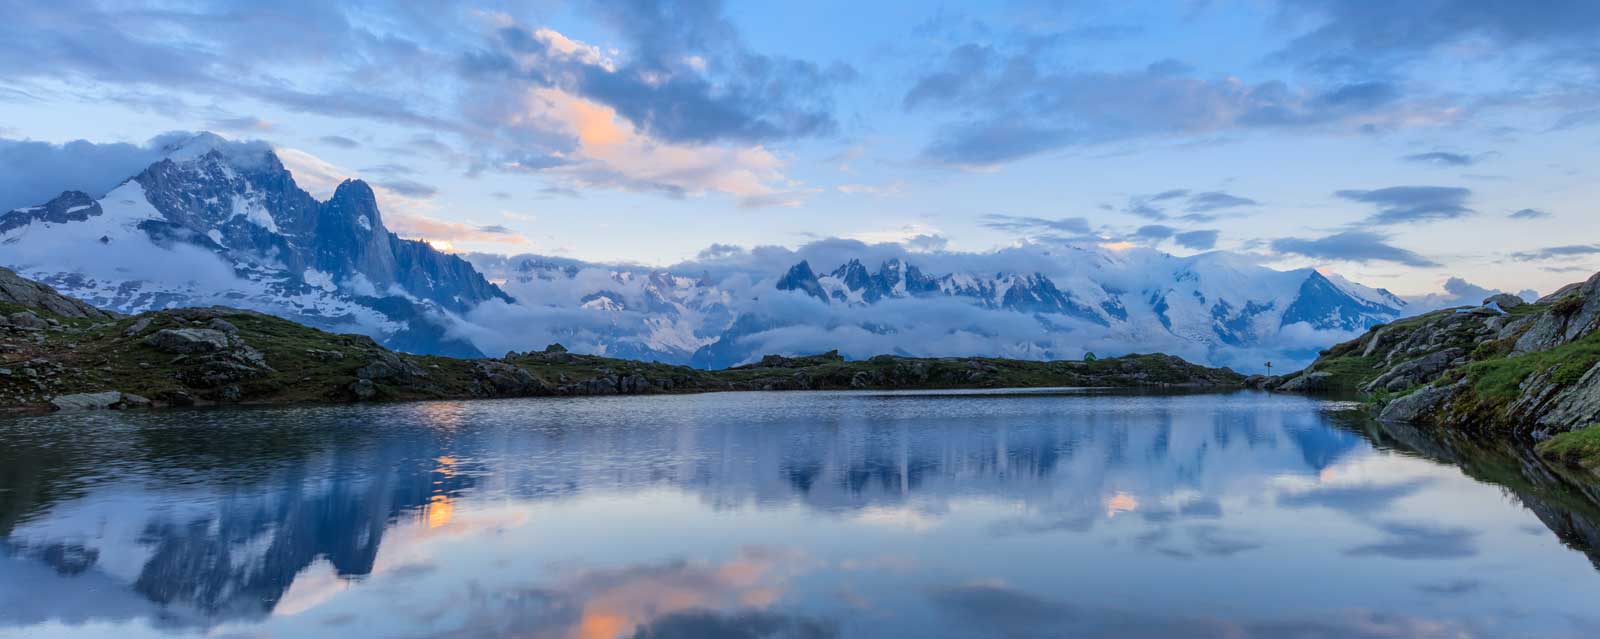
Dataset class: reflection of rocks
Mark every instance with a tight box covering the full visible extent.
[1354,418,1600,570]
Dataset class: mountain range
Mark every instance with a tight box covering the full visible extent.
[2,132,1488,372]
[0,133,502,356]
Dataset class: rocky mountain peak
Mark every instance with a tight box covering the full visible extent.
[777,260,827,302]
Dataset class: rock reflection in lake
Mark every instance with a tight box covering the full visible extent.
[3,390,1600,638]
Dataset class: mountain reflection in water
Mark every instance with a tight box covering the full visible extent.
[3,390,1600,638]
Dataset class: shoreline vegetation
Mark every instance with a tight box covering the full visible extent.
[0,267,1242,414]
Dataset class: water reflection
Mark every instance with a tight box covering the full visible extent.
[1,390,1599,638]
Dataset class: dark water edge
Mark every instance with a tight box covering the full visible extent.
[4,389,1600,638]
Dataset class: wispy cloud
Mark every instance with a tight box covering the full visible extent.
[1335,186,1473,224]
[1272,230,1439,267]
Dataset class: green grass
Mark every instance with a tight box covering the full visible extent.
[1463,330,1600,405]
[1306,354,1382,391]
[1537,424,1600,467]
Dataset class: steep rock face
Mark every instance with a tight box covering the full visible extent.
[1282,271,1600,438]
[1281,271,1405,332]
[775,261,827,302]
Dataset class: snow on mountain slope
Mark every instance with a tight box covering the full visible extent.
[0,133,504,357]
[467,246,1409,372]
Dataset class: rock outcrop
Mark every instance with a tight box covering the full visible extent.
[0,267,117,320]
[1285,272,1600,439]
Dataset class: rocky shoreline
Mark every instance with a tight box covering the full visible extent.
[1,267,1244,413]
[1257,270,1600,467]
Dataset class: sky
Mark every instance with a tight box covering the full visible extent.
[1,0,1598,296]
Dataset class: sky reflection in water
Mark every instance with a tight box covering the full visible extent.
[3,390,1600,638]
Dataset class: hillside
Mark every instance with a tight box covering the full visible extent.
[1268,270,1600,466]
[0,268,1243,413]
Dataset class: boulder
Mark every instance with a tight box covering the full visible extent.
[1537,362,1600,431]
[1483,293,1525,310]
[474,361,545,395]
[356,351,427,381]
[49,391,124,411]
[1362,348,1463,393]
[1278,371,1332,392]
[122,316,154,337]
[207,318,240,335]
[1378,383,1456,423]
[144,328,229,354]
[7,311,49,330]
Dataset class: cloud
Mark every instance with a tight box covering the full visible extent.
[1174,230,1219,250]
[623,609,838,639]
[1112,190,1259,221]
[979,215,1092,234]
[1401,151,1474,166]
[696,243,746,260]
[1271,230,1439,267]
[1405,276,1537,311]
[1185,191,1259,212]
[905,234,950,252]
[0,2,844,203]
[0,136,170,212]
[1135,224,1176,240]
[207,115,274,132]
[904,44,1452,166]
[1276,1,1600,64]
[1509,244,1600,261]
[1278,479,1432,514]
[388,214,530,249]
[1334,186,1473,224]
[1508,207,1550,220]
[1343,521,1478,560]
[320,135,360,149]
[377,178,438,198]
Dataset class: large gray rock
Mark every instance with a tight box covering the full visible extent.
[50,391,124,411]
[1379,383,1457,423]
[0,266,118,319]
[356,351,428,381]
[1278,371,1332,392]
[1517,271,1600,354]
[1538,362,1600,431]
[1362,347,1464,393]
[1483,293,1525,310]
[474,361,544,395]
[144,328,230,354]
[7,311,49,329]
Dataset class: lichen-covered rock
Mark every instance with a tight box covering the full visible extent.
[144,328,230,354]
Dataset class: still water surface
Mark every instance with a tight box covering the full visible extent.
[4,390,1600,638]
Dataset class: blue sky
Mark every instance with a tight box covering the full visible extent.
[2,0,1598,295]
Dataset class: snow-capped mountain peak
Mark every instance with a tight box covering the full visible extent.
[0,132,507,356]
